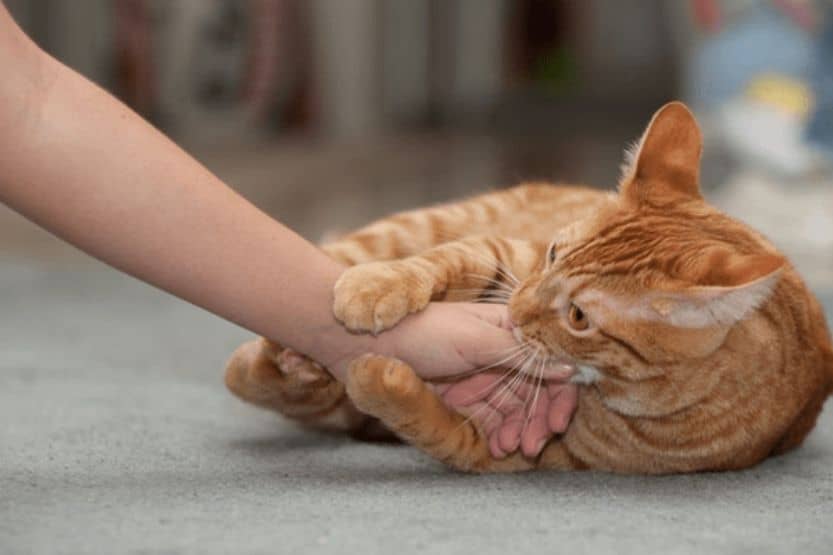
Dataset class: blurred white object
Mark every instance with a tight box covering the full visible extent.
[719,97,828,177]
[713,170,833,292]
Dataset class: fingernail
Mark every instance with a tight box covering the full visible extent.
[490,435,507,459]
[536,438,548,454]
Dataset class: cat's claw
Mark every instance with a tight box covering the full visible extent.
[275,348,329,385]
[333,262,434,334]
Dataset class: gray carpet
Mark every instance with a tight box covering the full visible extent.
[2,253,833,555]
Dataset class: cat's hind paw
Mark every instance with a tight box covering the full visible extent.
[274,349,330,389]
[224,339,348,421]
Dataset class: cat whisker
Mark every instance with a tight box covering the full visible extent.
[430,229,515,285]
[376,226,522,292]
[479,364,530,426]
[495,265,521,287]
[444,286,513,301]
[456,347,535,404]
[461,274,516,293]
[454,350,535,430]
[440,242,521,288]
[450,243,521,285]
[473,258,519,286]
[479,291,513,300]
[477,341,530,358]
[443,291,511,306]
[479,350,538,420]
[522,353,546,438]
[445,343,530,380]
[472,293,512,305]
[472,298,509,306]
[455,357,527,410]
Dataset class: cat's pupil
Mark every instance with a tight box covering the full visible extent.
[548,244,557,264]
[567,304,589,331]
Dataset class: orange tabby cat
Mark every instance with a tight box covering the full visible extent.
[225,102,833,473]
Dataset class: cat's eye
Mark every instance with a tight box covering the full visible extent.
[547,243,558,264]
[567,303,590,331]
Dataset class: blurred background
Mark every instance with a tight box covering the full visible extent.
[2,0,832,307]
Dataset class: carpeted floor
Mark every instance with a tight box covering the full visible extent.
[1,251,832,554]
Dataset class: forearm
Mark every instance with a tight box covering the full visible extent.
[0,7,373,377]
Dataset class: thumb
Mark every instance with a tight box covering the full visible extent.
[457,302,515,331]
[452,303,521,370]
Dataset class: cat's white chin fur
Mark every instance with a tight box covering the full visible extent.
[570,364,603,385]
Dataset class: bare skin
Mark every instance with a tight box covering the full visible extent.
[0,4,576,457]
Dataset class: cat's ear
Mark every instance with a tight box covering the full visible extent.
[644,251,785,328]
[619,101,703,206]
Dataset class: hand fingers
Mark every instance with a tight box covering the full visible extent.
[547,384,578,433]
[485,382,525,415]
[441,372,503,406]
[497,410,524,454]
[458,401,504,437]
[489,430,508,459]
[520,392,551,458]
[447,304,519,370]
[435,364,578,460]
[547,381,566,397]
[508,379,533,399]
[431,382,452,395]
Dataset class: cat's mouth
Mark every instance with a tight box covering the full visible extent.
[512,327,580,381]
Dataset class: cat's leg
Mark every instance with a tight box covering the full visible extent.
[321,184,555,265]
[345,353,539,472]
[224,338,371,433]
[223,213,526,427]
[225,185,553,431]
[333,235,544,334]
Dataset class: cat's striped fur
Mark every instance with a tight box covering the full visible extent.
[225,103,833,473]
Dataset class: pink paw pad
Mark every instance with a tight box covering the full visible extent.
[277,350,324,384]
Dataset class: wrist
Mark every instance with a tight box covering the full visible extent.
[295,319,388,383]
[262,262,401,384]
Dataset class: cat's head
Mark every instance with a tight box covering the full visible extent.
[509,102,787,417]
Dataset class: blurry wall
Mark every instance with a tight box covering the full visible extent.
[6,0,680,145]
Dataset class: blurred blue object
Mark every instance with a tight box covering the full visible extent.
[689,4,813,110]
[806,7,833,160]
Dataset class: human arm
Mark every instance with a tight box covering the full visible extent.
[0,5,370,380]
[0,5,575,456]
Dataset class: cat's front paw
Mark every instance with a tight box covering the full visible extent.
[333,261,434,334]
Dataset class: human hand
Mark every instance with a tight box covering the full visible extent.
[434,370,578,459]
[372,302,579,459]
